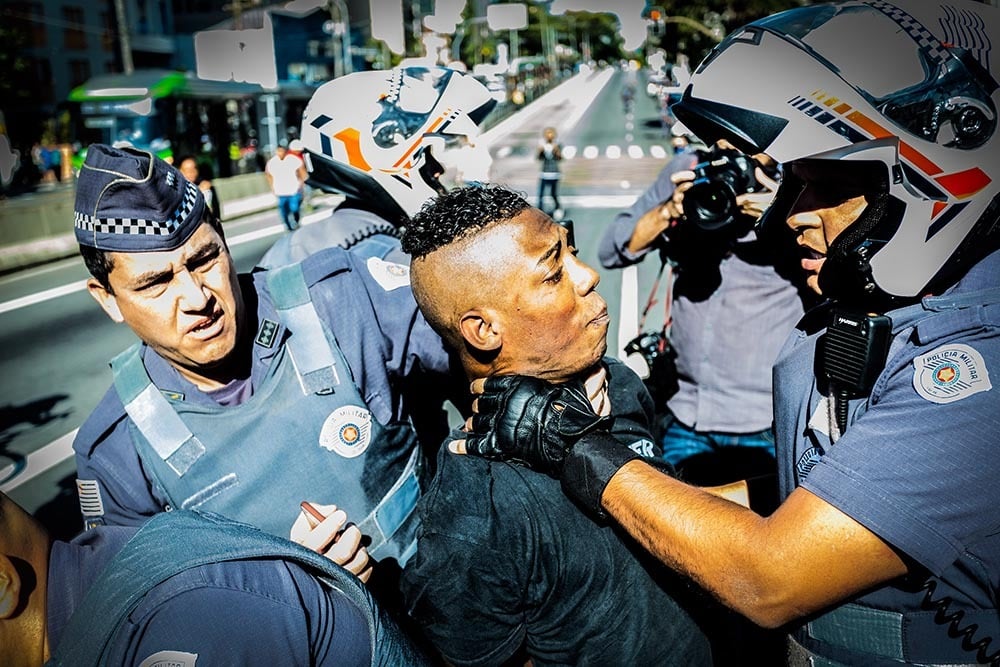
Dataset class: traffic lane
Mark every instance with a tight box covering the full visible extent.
[568,69,670,150]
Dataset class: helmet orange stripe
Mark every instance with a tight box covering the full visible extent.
[392,110,452,169]
[333,128,372,171]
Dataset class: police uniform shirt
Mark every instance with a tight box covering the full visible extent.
[400,358,713,667]
[45,525,370,665]
[73,245,458,527]
[258,206,404,270]
[774,249,1000,622]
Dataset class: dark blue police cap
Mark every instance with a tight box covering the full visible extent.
[74,143,206,252]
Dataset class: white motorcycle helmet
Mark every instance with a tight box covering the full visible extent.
[673,0,1000,307]
[300,66,496,225]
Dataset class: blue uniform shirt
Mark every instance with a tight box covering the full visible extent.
[46,524,371,665]
[773,249,1000,637]
[73,245,459,529]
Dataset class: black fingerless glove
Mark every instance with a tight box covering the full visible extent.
[464,375,614,476]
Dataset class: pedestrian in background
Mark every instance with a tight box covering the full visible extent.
[536,126,563,220]
[177,154,222,221]
[265,140,307,230]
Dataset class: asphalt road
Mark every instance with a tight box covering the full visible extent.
[0,66,679,539]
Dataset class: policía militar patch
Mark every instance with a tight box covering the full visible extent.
[912,343,992,404]
[319,405,373,458]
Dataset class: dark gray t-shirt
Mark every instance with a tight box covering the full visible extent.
[401,359,712,666]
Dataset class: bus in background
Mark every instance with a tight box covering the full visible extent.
[66,69,268,178]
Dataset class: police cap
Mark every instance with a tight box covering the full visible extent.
[74,143,206,252]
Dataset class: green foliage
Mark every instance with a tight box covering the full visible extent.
[453,5,627,67]
[646,0,809,63]
[0,6,34,106]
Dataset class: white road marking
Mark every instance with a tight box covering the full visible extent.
[1,429,78,492]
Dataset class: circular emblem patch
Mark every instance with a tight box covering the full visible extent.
[366,256,411,291]
[319,406,373,458]
[913,343,992,404]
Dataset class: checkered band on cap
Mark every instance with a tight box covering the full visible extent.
[73,143,207,252]
[74,180,200,239]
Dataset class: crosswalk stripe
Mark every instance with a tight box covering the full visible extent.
[489,144,670,161]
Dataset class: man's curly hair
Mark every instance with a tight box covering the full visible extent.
[401,184,532,258]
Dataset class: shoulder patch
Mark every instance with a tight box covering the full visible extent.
[76,479,106,518]
[366,256,410,291]
[912,343,992,404]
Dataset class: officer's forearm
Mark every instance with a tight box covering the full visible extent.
[602,461,804,628]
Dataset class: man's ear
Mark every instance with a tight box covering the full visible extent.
[0,554,21,619]
[459,308,502,352]
[86,278,124,324]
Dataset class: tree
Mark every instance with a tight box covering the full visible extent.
[646,0,809,64]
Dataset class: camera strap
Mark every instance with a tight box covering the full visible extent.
[639,256,674,336]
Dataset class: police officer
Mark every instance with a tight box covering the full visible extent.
[452,2,1000,665]
[0,492,427,666]
[257,66,496,269]
[72,142,461,570]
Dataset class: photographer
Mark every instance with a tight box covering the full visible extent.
[598,137,811,486]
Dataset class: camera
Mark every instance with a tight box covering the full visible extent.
[624,330,679,408]
[682,153,761,231]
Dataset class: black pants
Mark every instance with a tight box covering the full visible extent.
[537,177,560,212]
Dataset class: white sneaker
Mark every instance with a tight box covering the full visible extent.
[553,208,565,221]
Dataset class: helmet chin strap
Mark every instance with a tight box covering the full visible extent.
[818,191,910,312]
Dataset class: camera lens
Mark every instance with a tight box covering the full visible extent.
[685,180,737,230]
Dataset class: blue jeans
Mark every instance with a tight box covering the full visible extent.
[277,193,302,230]
[660,416,776,485]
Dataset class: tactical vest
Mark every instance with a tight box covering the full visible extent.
[111,257,421,564]
[774,287,1000,666]
[47,510,429,666]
